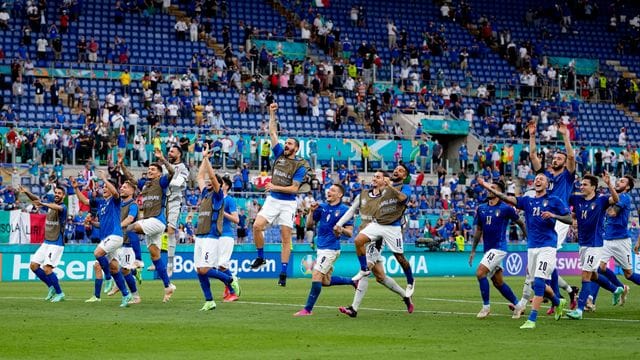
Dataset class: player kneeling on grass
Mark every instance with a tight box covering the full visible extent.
[469,181,526,319]
[294,184,355,316]
[194,145,239,311]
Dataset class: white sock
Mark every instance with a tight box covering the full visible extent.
[519,280,532,307]
[381,277,406,298]
[483,304,490,310]
[351,276,369,311]
[558,276,572,292]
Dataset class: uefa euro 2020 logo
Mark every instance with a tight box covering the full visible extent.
[300,254,316,276]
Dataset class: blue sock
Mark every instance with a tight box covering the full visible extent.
[594,273,617,292]
[600,268,624,288]
[550,270,560,298]
[357,255,368,271]
[131,268,137,277]
[528,309,538,322]
[551,294,560,307]
[578,281,591,311]
[124,273,137,294]
[402,264,415,285]
[281,262,288,275]
[112,271,130,297]
[152,258,171,287]
[329,276,353,286]
[222,269,233,277]
[257,248,264,258]
[47,273,62,294]
[33,267,50,287]
[304,281,322,312]
[627,273,640,285]
[497,282,518,305]
[198,273,213,301]
[96,255,112,280]
[478,277,490,305]
[160,251,168,267]
[94,278,103,298]
[591,282,600,303]
[206,268,234,293]
[130,238,142,261]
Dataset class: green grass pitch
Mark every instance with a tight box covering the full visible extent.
[1,276,639,359]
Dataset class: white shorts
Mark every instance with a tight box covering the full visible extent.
[137,218,166,248]
[313,249,340,275]
[257,196,297,229]
[360,222,404,253]
[98,235,124,259]
[116,247,136,269]
[579,246,602,272]
[555,221,570,249]
[216,236,235,269]
[527,247,557,280]
[31,243,64,267]
[194,237,218,268]
[366,241,384,265]
[479,249,507,277]
[601,238,632,270]
[166,200,181,229]
[409,219,419,229]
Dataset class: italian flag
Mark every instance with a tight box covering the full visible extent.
[6,210,46,244]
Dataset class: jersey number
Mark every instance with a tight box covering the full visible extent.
[125,254,131,263]
[487,252,495,262]
[538,261,548,271]
[485,216,492,225]
[586,255,594,266]
[581,210,588,219]
[533,207,541,217]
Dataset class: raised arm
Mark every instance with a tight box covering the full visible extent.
[334,194,361,236]
[202,145,220,193]
[478,178,517,206]
[118,152,136,183]
[70,177,90,206]
[268,102,279,146]
[557,124,576,173]
[98,170,119,199]
[603,171,619,205]
[18,185,40,202]
[196,143,212,191]
[155,148,175,178]
[528,120,542,172]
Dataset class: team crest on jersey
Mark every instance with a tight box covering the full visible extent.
[335,210,341,217]
[591,203,596,210]
[495,210,500,217]
[543,200,548,207]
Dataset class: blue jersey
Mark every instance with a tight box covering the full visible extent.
[270,143,307,201]
[122,199,139,248]
[544,168,574,204]
[313,202,352,250]
[98,196,123,239]
[516,194,569,248]
[221,195,238,237]
[604,192,632,240]
[474,202,518,252]
[569,194,609,247]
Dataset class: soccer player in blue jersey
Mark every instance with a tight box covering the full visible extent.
[80,170,132,307]
[479,174,571,329]
[217,176,241,303]
[194,145,240,311]
[294,184,355,316]
[124,149,176,302]
[469,181,526,319]
[251,103,310,286]
[566,173,624,319]
[21,186,67,302]
[598,175,640,304]
[527,122,579,312]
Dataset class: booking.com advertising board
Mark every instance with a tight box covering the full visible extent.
[0,246,638,281]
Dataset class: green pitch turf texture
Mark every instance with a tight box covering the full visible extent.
[1,276,639,359]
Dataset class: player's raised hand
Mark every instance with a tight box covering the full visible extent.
[117,151,124,164]
[202,142,211,158]
[557,123,568,136]
[527,119,537,135]
[269,102,278,113]
[97,170,107,180]
[602,170,612,185]
[333,225,343,237]
[70,177,78,188]
[154,148,165,161]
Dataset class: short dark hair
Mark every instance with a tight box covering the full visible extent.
[624,175,635,190]
[332,183,345,195]
[149,163,163,173]
[288,137,300,148]
[171,145,183,156]
[221,176,232,189]
[398,163,410,179]
[584,175,598,188]
[494,181,506,193]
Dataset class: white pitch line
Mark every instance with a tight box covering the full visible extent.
[0,296,638,323]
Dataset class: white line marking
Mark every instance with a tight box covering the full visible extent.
[0,296,637,323]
